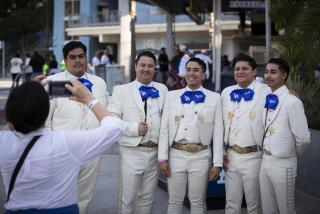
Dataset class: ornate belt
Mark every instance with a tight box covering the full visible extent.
[229,144,258,154]
[137,140,158,148]
[171,142,208,153]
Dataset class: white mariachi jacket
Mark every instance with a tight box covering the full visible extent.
[107,80,168,147]
[158,87,224,165]
[221,81,270,147]
[262,85,310,158]
[45,70,109,131]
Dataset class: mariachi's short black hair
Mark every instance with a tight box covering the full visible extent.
[186,57,207,73]
[234,53,257,69]
[267,58,290,79]
[63,41,87,59]
[5,81,49,134]
[135,51,156,66]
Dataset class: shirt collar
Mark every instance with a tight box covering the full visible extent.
[236,80,256,90]
[271,85,288,96]
[65,70,87,79]
[135,79,154,87]
[186,86,204,92]
[185,86,206,96]
[13,127,49,139]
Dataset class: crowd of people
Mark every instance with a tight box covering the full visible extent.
[0,40,311,214]
[155,46,232,91]
[91,48,115,74]
[9,51,58,87]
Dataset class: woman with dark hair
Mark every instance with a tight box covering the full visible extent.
[0,80,124,213]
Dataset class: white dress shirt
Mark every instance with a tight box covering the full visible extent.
[0,117,124,210]
[101,54,110,65]
[263,85,310,157]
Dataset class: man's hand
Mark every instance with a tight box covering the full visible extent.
[223,154,229,172]
[209,166,221,181]
[138,121,148,136]
[159,160,170,177]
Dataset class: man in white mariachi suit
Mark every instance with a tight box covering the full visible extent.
[45,41,109,214]
[221,54,269,214]
[260,58,310,214]
[158,57,224,214]
[108,51,168,214]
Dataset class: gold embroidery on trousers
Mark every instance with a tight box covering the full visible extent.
[286,168,295,213]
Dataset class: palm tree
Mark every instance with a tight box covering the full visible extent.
[271,0,320,129]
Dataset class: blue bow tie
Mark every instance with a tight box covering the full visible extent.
[139,86,160,101]
[180,90,206,104]
[230,88,254,102]
[265,94,279,110]
[78,78,93,92]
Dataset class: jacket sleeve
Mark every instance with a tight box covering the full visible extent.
[212,95,224,165]
[158,94,171,160]
[107,86,140,137]
[288,98,310,147]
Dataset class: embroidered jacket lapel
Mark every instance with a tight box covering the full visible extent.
[131,82,144,114]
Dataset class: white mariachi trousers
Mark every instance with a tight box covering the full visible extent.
[119,146,158,214]
[260,155,297,214]
[225,150,262,214]
[167,148,211,214]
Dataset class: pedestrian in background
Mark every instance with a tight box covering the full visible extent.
[92,50,103,75]
[158,47,169,83]
[170,46,183,74]
[48,54,58,75]
[22,53,33,82]
[10,53,23,87]
[29,51,45,75]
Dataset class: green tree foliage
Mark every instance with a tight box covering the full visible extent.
[270,0,320,129]
[0,0,53,51]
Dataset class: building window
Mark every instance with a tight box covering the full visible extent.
[64,0,80,41]
[65,0,80,17]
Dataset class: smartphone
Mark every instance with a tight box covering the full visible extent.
[48,81,72,97]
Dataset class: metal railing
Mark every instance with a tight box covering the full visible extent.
[68,10,120,27]
[67,8,241,28]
